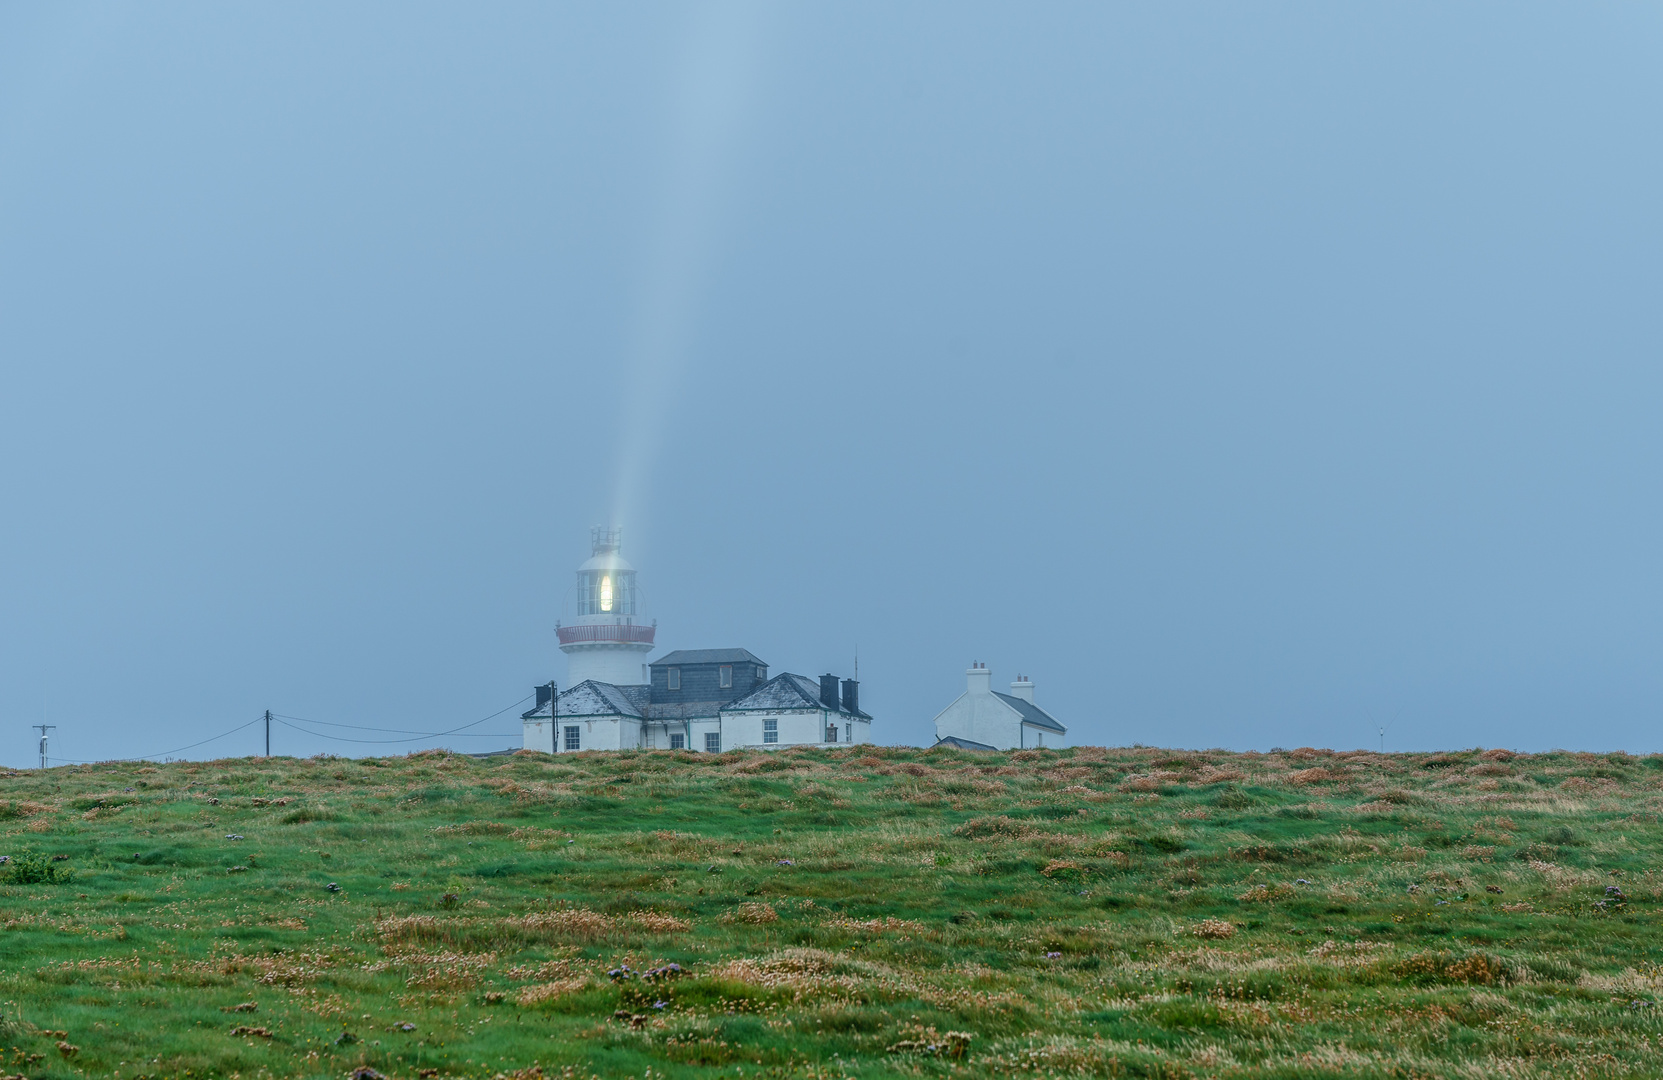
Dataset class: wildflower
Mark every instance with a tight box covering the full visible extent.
[776,859,795,866]
[1045,951,1061,959]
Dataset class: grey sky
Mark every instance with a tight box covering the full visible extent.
[2,3,1660,764]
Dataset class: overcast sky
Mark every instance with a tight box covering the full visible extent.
[2,3,1661,765]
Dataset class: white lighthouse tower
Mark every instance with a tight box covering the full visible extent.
[557,527,655,687]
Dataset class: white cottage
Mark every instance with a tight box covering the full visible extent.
[931,663,1066,750]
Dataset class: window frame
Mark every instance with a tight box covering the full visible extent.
[669,732,685,750]
[762,718,778,744]
[719,665,732,689]
[826,724,837,743]
[563,725,580,751]
[667,667,680,690]
[704,732,721,754]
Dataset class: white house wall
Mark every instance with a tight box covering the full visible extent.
[525,711,872,754]
[523,720,556,754]
[713,710,873,750]
[933,692,1024,750]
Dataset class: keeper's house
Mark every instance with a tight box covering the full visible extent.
[519,531,872,753]
[521,651,871,754]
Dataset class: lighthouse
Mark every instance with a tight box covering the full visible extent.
[557,527,656,686]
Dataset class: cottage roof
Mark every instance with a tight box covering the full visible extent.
[521,680,649,720]
[650,648,768,668]
[722,672,871,719]
[933,735,998,751]
[992,692,1066,734]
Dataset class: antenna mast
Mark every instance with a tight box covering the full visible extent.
[34,724,55,770]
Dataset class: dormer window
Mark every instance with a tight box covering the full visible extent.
[667,668,680,690]
[756,665,766,681]
[719,665,732,689]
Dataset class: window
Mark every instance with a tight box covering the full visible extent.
[669,733,685,750]
[1037,732,1044,747]
[719,665,732,689]
[763,719,778,744]
[705,732,721,753]
[667,668,680,690]
[756,665,766,681]
[844,723,851,743]
[564,726,580,751]
[826,725,837,743]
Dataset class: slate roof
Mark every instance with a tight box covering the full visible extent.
[992,692,1066,734]
[520,680,649,721]
[723,672,872,719]
[645,702,726,720]
[934,735,998,751]
[650,648,768,668]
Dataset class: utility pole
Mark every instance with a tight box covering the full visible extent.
[34,725,55,770]
[265,710,272,757]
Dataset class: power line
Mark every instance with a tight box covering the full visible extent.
[273,718,518,744]
[36,693,536,765]
[48,715,266,765]
[269,695,535,744]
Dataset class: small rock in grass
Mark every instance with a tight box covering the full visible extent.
[349,1069,386,1080]
[325,882,341,893]
[226,834,244,841]
[221,1002,258,1013]
[395,1022,415,1032]
[1486,885,1503,894]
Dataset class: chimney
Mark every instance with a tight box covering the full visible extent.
[535,682,556,709]
[1009,675,1034,703]
[841,678,859,715]
[820,674,841,710]
[967,662,992,695]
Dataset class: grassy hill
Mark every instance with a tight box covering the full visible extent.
[2,744,1662,1079]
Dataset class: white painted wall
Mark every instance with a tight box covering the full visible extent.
[561,640,653,686]
[522,711,873,754]
[523,719,554,753]
[933,666,1019,748]
[720,710,872,749]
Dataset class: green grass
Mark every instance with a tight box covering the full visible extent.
[3,744,1663,1078]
